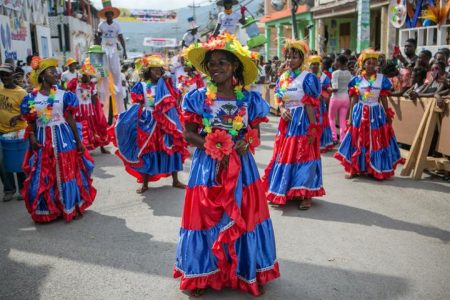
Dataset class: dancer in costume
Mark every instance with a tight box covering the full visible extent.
[112,56,188,193]
[309,55,334,152]
[174,34,279,296]
[177,60,205,99]
[20,57,96,223]
[67,58,110,153]
[263,40,324,210]
[96,0,127,116]
[334,49,405,180]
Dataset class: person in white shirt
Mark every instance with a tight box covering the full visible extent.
[182,26,200,48]
[96,2,127,117]
[61,58,79,89]
[213,0,246,36]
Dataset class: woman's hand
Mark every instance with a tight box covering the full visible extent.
[9,115,21,127]
[220,155,229,168]
[307,127,318,144]
[234,139,249,155]
[29,135,40,151]
[280,108,292,121]
[76,141,85,154]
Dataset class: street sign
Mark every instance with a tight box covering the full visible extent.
[143,38,177,48]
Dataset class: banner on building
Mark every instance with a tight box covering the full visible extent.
[119,9,177,23]
[0,15,31,62]
[143,38,177,48]
[0,0,23,11]
[357,0,370,52]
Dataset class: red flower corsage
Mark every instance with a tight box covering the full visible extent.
[204,130,234,160]
[244,127,260,154]
[307,123,322,139]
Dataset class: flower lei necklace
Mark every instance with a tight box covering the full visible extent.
[145,81,154,106]
[202,79,246,136]
[355,71,376,102]
[275,69,301,104]
[27,86,57,124]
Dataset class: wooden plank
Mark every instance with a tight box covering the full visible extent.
[400,100,433,177]
[389,96,431,146]
[413,99,438,180]
[436,100,450,156]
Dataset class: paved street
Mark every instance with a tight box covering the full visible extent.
[1,116,449,300]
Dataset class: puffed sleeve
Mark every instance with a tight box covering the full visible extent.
[302,73,321,107]
[380,75,392,97]
[181,88,206,125]
[63,91,79,116]
[130,82,145,103]
[66,78,78,93]
[348,76,360,96]
[322,75,331,90]
[20,94,37,122]
[247,91,270,127]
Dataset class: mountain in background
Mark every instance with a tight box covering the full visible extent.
[119,0,264,53]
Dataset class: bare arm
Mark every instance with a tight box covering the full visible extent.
[213,23,221,37]
[184,122,205,150]
[305,104,317,124]
[347,95,358,125]
[118,34,127,59]
[65,111,83,152]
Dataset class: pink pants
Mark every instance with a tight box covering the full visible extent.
[328,94,350,142]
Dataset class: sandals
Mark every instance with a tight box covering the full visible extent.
[299,198,312,210]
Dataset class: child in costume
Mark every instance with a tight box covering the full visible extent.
[20,57,96,222]
[111,56,188,193]
[67,58,110,153]
[334,49,405,180]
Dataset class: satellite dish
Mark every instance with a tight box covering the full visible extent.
[271,0,286,11]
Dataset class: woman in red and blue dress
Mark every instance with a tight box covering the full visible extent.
[309,55,334,152]
[174,34,279,296]
[177,60,205,99]
[67,58,110,153]
[20,57,96,223]
[334,49,404,180]
[111,56,188,193]
[264,40,324,210]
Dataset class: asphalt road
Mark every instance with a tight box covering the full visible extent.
[1,116,449,300]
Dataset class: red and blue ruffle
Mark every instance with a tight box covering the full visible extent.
[334,102,405,180]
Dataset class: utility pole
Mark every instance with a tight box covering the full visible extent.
[188,0,201,20]
[290,0,299,40]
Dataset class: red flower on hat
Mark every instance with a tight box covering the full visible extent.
[31,56,41,70]
[204,129,234,160]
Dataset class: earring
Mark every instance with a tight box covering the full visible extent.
[232,76,237,86]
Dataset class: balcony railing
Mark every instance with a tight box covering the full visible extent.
[399,25,450,54]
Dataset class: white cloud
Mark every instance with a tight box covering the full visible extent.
[91,0,211,10]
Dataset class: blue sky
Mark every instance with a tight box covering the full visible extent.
[91,0,212,10]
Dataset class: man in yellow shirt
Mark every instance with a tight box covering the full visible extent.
[0,64,27,201]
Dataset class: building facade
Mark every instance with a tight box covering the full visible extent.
[0,0,53,64]
[312,0,394,55]
[48,0,99,62]
[260,0,314,59]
